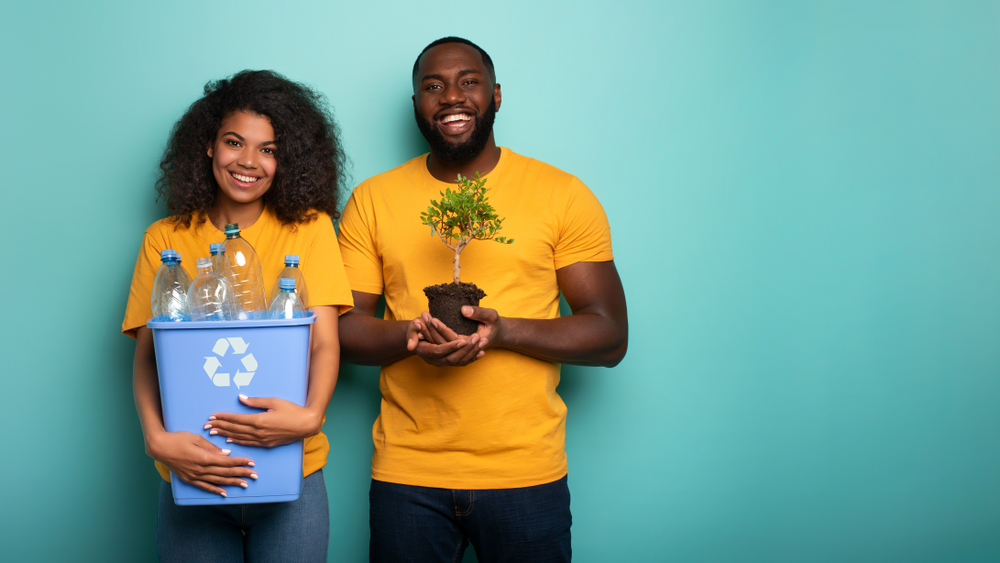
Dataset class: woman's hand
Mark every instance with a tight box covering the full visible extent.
[206,394,322,448]
[146,430,257,497]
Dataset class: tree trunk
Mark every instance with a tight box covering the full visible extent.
[452,243,465,284]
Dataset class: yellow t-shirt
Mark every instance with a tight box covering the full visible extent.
[122,207,354,481]
[338,148,614,489]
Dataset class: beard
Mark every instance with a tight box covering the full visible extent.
[415,96,497,164]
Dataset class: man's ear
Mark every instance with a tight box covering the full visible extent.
[493,83,502,111]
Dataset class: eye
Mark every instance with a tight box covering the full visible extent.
[226,140,242,148]
[261,148,275,155]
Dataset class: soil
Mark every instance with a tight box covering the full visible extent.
[423,281,487,336]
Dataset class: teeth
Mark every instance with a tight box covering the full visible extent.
[232,172,259,183]
[442,114,472,123]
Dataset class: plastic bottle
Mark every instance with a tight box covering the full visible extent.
[270,255,310,309]
[209,242,234,282]
[150,249,191,322]
[268,278,305,319]
[221,223,266,319]
[187,257,238,322]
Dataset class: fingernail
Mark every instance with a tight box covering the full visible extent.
[222,449,231,454]
[240,482,248,488]
[209,416,217,420]
[226,437,233,443]
[204,424,212,429]
[220,491,227,498]
[248,461,255,467]
[463,306,471,315]
[210,430,218,435]
[250,473,258,480]
[239,394,248,400]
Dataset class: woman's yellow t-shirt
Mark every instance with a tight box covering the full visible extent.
[122,207,354,481]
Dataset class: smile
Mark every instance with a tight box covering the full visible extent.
[441,114,472,123]
[230,172,260,184]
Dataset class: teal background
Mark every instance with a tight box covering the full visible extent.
[1,1,998,561]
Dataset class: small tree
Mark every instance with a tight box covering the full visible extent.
[420,172,513,284]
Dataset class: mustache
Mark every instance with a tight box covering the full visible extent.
[415,97,497,164]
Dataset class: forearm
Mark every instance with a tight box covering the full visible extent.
[132,328,167,454]
[300,307,340,436]
[470,261,629,367]
[338,311,413,366]
[302,339,337,435]
[496,313,628,367]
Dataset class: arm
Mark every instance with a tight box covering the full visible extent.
[206,306,341,447]
[339,291,484,367]
[463,260,628,367]
[133,327,257,497]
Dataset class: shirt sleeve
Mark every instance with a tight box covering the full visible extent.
[122,230,164,338]
[553,177,615,270]
[300,213,354,314]
[337,186,386,296]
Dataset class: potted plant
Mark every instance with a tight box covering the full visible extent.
[420,173,513,335]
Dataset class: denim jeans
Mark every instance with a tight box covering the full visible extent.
[370,475,572,563]
[156,469,329,563]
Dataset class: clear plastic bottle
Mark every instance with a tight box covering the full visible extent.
[270,255,310,309]
[151,249,191,322]
[210,242,234,283]
[221,223,266,319]
[268,278,305,319]
[187,257,238,322]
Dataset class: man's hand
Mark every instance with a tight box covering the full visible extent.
[408,312,485,367]
[461,305,505,351]
[206,395,322,448]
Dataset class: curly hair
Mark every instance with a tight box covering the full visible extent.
[156,70,347,227]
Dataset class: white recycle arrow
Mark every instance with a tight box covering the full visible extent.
[212,338,230,357]
[213,373,230,387]
[228,337,249,355]
[203,357,222,379]
[234,371,254,389]
[241,353,257,372]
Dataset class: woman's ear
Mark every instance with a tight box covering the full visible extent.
[207,145,214,158]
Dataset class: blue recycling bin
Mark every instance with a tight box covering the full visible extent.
[147,312,316,505]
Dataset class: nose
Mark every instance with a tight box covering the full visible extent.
[238,150,258,169]
[441,82,466,105]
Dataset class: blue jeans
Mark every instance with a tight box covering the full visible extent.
[370,475,572,563]
[156,470,329,563]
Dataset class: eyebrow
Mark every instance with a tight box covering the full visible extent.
[420,69,482,82]
[221,131,275,146]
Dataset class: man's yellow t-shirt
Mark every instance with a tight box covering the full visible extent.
[122,207,354,481]
[338,148,613,489]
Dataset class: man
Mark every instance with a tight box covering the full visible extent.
[338,37,628,562]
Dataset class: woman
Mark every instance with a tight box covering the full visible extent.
[122,70,352,562]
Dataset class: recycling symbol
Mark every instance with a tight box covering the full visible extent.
[203,337,257,389]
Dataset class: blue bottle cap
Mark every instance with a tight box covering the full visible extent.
[210,243,224,255]
[160,249,179,261]
[284,255,300,266]
[279,278,296,290]
[224,223,240,235]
